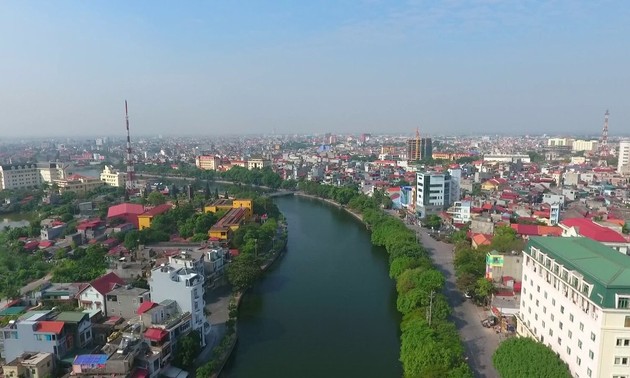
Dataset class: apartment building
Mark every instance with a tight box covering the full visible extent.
[0,164,40,190]
[105,286,150,319]
[572,140,599,152]
[37,162,70,183]
[2,311,70,362]
[406,136,432,161]
[517,237,630,378]
[99,165,127,187]
[195,155,221,170]
[149,260,208,346]
[447,200,471,224]
[619,140,630,175]
[77,272,125,314]
[54,174,104,195]
[416,171,451,218]
[247,157,271,170]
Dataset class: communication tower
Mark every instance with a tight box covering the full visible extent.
[124,100,136,197]
[599,110,610,157]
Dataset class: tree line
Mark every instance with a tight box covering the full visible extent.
[296,181,472,377]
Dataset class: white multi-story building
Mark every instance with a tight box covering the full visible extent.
[517,237,630,378]
[416,171,451,218]
[447,200,471,224]
[149,253,208,346]
[37,162,70,183]
[0,164,41,190]
[448,167,462,203]
[548,137,573,147]
[618,140,630,175]
[572,140,599,152]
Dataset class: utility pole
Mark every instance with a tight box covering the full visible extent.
[427,290,435,326]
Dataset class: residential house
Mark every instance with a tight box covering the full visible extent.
[77,272,125,314]
[2,352,54,378]
[53,312,93,350]
[560,218,630,255]
[2,311,69,362]
[105,286,150,320]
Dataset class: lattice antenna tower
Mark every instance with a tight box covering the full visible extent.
[124,100,135,195]
[600,109,610,157]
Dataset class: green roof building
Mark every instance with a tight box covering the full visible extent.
[518,237,630,378]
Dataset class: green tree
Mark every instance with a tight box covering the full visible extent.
[493,337,571,378]
[425,214,442,230]
[172,331,201,370]
[491,226,521,252]
[227,254,261,291]
[474,277,494,306]
[147,191,166,206]
[623,222,629,234]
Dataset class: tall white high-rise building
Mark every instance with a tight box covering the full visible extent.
[416,171,451,218]
[618,140,630,174]
[518,237,630,378]
[149,251,209,346]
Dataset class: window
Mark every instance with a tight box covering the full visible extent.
[537,285,540,293]
[578,340,583,349]
[617,338,630,347]
[535,314,538,320]
[591,332,596,341]
[552,299,556,306]
[576,357,581,366]
[567,346,571,355]
[560,306,565,314]
[568,330,572,339]
[559,322,563,330]
[542,321,546,328]
[558,337,562,345]
[549,329,554,336]
[580,322,584,331]
[618,296,630,309]
[587,368,592,377]
[543,306,547,314]
[569,314,574,322]
[544,291,548,299]
[614,356,629,366]
[551,314,555,321]
[626,316,630,327]
[589,350,594,359]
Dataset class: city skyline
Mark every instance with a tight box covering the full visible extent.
[1,1,629,137]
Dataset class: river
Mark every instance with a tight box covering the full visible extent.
[221,196,401,378]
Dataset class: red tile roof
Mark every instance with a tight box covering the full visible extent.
[107,203,145,218]
[561,218,627,243]
[144,327,168,341]
[136,301,158,315]
[85,272,125,296]
[140,204,171,217]
[37,321,65,334]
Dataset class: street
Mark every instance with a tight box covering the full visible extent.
[412,225,500,378]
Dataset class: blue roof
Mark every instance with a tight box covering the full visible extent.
[73,354,108,366]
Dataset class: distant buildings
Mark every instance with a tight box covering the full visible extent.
[407,135,432,161]
[54,174,104,195]
[247,157,271,170]
[518,237,630,378]
[138,204,172,230]
[195,155,221,170]
[2,352,54,378]
[572,139,599,152]
[618,140,630,174]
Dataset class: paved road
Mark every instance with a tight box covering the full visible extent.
[195,285,231,370]
[412,225,500,378]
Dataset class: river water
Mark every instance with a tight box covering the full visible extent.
[221,195,401,378]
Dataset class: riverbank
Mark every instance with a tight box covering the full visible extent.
[197,220,288,378]
[292,188,472,376]
[294,192,364,222]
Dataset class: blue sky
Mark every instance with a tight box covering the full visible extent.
[1,1,629,137]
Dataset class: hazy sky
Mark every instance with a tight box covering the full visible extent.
[1,1,629,137]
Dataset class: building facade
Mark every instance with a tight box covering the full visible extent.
[100,165,127,187]
[407,137,432,161]
[618,140,630,175]
[416,171,451,218]
[0,164,40,190]
[195,155,221,170]
[148,259,208,346]
[447,200,471,224]
[572,140,599,152]
[247,158,271,170]
[517,237,630,378]
[37,162,70,183]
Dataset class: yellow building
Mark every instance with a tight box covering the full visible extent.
[100,165,127,187]
[54,174,104,195]
[137,204,171,230]
[247,158,271,170]
[205,199,252,218]
[196,155,221,170]
[3,352,54,378]
[208,207,248,240]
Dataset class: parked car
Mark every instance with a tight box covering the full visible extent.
[481,316,498,328]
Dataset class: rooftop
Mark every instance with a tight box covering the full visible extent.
[140,204,172,217]
[527,237,630,308]
[54,312,88,323]
[561,218,628,243]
